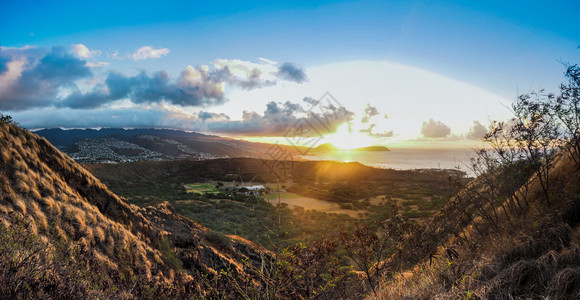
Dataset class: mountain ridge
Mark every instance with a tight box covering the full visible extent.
[34,127,305,163]
[0,121,272,298]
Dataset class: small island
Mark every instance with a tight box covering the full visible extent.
[353,145,391,152]
[312,143,339,152]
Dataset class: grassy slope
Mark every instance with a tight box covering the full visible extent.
[0,121,271,298]
[373,152,580,299]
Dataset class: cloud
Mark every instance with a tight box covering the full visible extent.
[421,118,451,138]
[71,44,100,59]
[370,131,395,138]
[16,100,353,138]
[0,46,309,112]
[198,111,230,121]
[131,46,170,61]
[204,100,354,136]
[303,96,319,106]
[86,61,110,67]
[210,59,308,89]
[466,120,488,140]
[211,58,278,89]
[361,103,380,123]
[59,66,227,109]
[358,121,395,138]
[359,123,375,133]
[0,55,8,75]
[258,57,277,65]
[0,46,92,111]
[276,62,308,83]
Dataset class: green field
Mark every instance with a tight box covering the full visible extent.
[184,183,221,194]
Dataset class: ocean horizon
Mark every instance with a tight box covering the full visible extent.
[298,147,476,173]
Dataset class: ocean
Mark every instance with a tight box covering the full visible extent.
[298,148,476,173]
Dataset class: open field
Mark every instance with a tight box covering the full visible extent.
[184,183,221,194]
[268,192,363,218]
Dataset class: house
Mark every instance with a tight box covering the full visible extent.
[236,185,267,196]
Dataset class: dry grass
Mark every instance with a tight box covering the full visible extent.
[373,150,580,299]
[0,122,187,296]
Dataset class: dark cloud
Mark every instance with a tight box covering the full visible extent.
[421,118,451,138]
[59,85,113,109]
[207,100,354,136]
[130,69,226,106]
[58,67,227,109]
[29,47,91,85]
[209,66,275,90]
[0,47,92,111]
[0,47,309,112]
[197,111,230,121]
[0,55,8,75]
[361,104,380,123]
[15,99,353,138]
[466,120,488,140]
[198,111,214,120]
[277,63,308,83]
[303,96,319,107]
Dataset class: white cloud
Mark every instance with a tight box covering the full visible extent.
[258,57,278,65]
[131,46,170,61]
[421,118,451,138]
[71,44,100,59]
[214,58,278,80]
[466,120,488,140]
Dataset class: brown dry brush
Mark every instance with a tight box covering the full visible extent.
[0,213,183,299]
[192,237,344,299]
[337,202,419,298]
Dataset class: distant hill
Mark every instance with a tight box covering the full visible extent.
[0,121,271,298]
[353,145,390,151]
[311,143,339,152]
[34,128,304,163]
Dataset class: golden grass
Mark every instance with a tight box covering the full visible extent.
[0,121,280,298]
[0,123,176,285]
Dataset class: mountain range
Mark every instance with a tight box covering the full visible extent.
[34,128,304,163]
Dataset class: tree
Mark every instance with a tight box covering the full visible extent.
[553,63,580,163]
[510,90,560,204]
[339,200,417,296]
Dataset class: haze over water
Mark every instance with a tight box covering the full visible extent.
[300,148,475,172]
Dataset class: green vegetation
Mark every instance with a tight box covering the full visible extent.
[111,180,359,248]
[183,183,221,194]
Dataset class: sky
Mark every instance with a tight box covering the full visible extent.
[0,0,578,148]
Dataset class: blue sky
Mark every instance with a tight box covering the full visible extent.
[0,0,578,147]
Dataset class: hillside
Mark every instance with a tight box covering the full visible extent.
[370,148,580,298]
[0,120,272,298]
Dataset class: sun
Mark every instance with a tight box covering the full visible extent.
[324,123,374,150]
